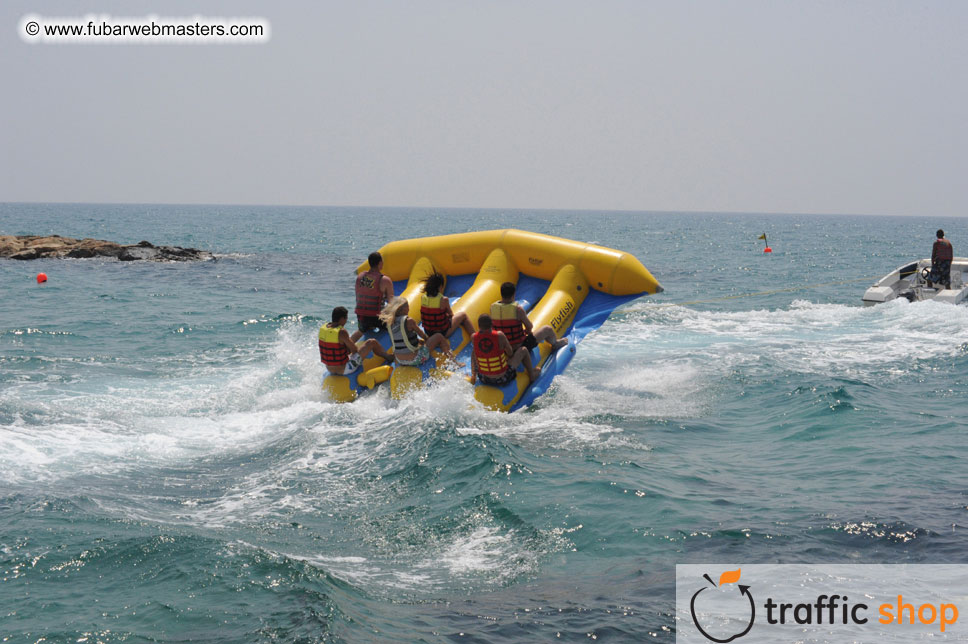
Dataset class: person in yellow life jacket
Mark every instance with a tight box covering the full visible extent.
[419,271,474,339]
[379,296,457,367]
[320,306,394,375]
[491,282,569,353]
[351,252,396,342]
[470,313,539,387]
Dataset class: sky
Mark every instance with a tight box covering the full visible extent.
[1,0,966,216]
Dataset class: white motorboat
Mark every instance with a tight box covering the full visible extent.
[862,258,968,305]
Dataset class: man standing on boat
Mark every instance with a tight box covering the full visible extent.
[352,252,395,341]
[928,229,953,290]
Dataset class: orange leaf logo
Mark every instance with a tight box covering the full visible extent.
[718,568,741,586]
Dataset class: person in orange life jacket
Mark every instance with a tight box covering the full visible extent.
[351,252,395,342]
[490,282,569,353]
[928,229,954,290]
[470,313,540,387]
[419,271,475,339]
[379,296,457,367]
[319,306,394,375]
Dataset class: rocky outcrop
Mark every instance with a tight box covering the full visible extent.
[0,235,213,262]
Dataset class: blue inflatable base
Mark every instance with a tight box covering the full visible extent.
[322,275,644,411]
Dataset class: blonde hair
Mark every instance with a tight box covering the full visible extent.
[379,296,409,326]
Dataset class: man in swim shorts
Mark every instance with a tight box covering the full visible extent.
[490,282,569,353]
[470,314,539,386]
[319,306,394,375]
[352,252,395,341]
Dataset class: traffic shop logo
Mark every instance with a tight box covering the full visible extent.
[689,569,755,643]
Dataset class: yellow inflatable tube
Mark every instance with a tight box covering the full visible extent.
[330,229,662,407]
[356,229,661,298]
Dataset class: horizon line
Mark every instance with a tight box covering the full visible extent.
[0,200,952,219]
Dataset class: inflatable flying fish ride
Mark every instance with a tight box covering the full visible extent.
[322,229,663,412]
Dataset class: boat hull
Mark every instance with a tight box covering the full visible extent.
[863,258,968,305]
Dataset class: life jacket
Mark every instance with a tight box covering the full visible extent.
[420,293,451,334]
[934,238,953,262]
[355,270,385,317]
[318,323,349,366]
[490,301,526,346]
[473,329,510,377]
[390,316,421,353]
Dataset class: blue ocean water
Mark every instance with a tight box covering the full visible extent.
[2,203,968,642]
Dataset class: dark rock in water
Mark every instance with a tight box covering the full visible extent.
[118,246,158,261]
[0,235,213,262]
[9,248,40,260]
[66,238,123,259]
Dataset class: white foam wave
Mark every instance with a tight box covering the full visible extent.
[234,496,568,595]
[592,298,968,380]
[6,299,954,532]
[0,311,687,495]
[307,507,561,593]
[0,323,338,488]
[437,526,516,574]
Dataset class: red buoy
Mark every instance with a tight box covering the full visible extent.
[757,233,771,253]
[36,272,48,283]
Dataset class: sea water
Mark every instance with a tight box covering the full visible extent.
[2,204,967,642]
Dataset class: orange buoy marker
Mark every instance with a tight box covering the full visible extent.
[758,233,772,253]
[36,272,48,284]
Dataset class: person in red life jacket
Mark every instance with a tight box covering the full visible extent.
[419,271,475,340]
[490,282,569,354]
[470,313,539,387]
[319,306,394,375]
[351,252,395,342]
[379,296,458,367]
[928,229,954,290]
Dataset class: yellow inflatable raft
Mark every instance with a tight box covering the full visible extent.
[322,229,662,411]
